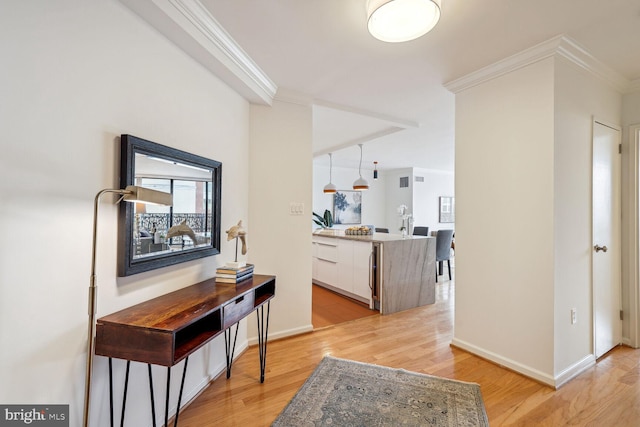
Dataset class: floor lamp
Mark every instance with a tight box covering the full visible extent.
[83,185,172,427]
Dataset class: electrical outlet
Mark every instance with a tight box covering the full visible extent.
[571,308,577,324]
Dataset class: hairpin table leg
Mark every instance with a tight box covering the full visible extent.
[256,301,271,383]
[225,324,240,379]
[147,364,156,427]
[120,361,130,427]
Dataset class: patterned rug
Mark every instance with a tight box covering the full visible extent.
[272,356,489,426]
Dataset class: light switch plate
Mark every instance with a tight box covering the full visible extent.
[289,202,304,215]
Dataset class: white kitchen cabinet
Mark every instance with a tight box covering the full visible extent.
[312,236,372,305]
[352,241,372,300]
[337,240,355,295]
[313,236,338,288]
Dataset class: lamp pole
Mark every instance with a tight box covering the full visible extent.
[83,189,127,427]
[82,185,171,427]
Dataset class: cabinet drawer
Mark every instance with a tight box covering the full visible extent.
[223,293,255,329]
[313,236,337,245]
[316,242,338,262]
[316,258,338,285]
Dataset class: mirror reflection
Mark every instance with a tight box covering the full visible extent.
[118,134,222,277]
[133,154,213,258]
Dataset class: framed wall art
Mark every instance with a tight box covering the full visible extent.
[333,190,362,224]
[439,196,455,223]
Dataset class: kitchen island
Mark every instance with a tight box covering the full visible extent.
[312,230,436,315]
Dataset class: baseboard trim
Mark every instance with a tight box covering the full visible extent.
[451,338,556,386]
[248,324,313,346]
[451,338,597,388]
[621,336,636,347]
[554,354,595,388]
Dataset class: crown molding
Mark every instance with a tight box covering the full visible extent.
[444,35,564,93]
[120,0,277,105]
[273,87,315,106]
[445,35,631,95]
[555,37,630,94]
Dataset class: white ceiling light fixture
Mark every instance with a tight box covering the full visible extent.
[367,0,441,43]
[353,144,370,191]
[323,153,337,194]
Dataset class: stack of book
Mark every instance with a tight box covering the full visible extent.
[216,264,254,284]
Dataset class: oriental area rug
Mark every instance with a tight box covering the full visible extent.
[272,356,489,427]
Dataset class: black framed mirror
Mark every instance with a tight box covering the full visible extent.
[118,134,222,276]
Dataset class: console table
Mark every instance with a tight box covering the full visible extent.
[95,274,276,427]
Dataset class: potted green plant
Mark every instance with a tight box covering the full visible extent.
[313,209,333,228]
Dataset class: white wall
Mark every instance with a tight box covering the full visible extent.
[553,57,622,375]
[453,58,557,383]
[453,52,627,386]
[0,1,251,425]
[249,99,314,340]
[412,168,455,233]
[384,168,414,233]
[622,91,640,127]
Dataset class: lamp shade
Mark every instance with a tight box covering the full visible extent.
[367,0,441,43]
[353,176,370,191]
[353,144,369,191]
[323,182,337,193]
[323,153,337,194]
[123,185,173,206]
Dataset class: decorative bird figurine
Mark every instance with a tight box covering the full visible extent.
[166,220,198,247]
[226,220,247,256]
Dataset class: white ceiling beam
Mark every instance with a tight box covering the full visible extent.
[313,99,420,129]
[313,127,406,158]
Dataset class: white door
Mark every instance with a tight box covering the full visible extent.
[592,120,622,359]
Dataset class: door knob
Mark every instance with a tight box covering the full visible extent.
[594,245,608,253]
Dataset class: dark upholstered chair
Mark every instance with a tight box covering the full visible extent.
[413,226,429,236]
[375,227,389,233]
[435,229,454,282]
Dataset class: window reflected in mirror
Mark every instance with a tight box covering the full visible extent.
[133,156,214,259]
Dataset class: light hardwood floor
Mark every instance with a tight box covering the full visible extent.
[177,278,640,426]
[311,284,378,328]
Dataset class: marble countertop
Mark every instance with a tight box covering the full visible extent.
[312,229,431,243]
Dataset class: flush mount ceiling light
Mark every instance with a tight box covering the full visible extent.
[323,153,337,194]
[353,144,370,191]
[367,0,441,43]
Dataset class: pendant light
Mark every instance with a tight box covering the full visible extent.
[353,144,369,191]
[323,153,337,194]
[367,0,441,43]
[373,161,378,180]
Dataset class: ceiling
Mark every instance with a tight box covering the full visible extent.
[123,0,640,172]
